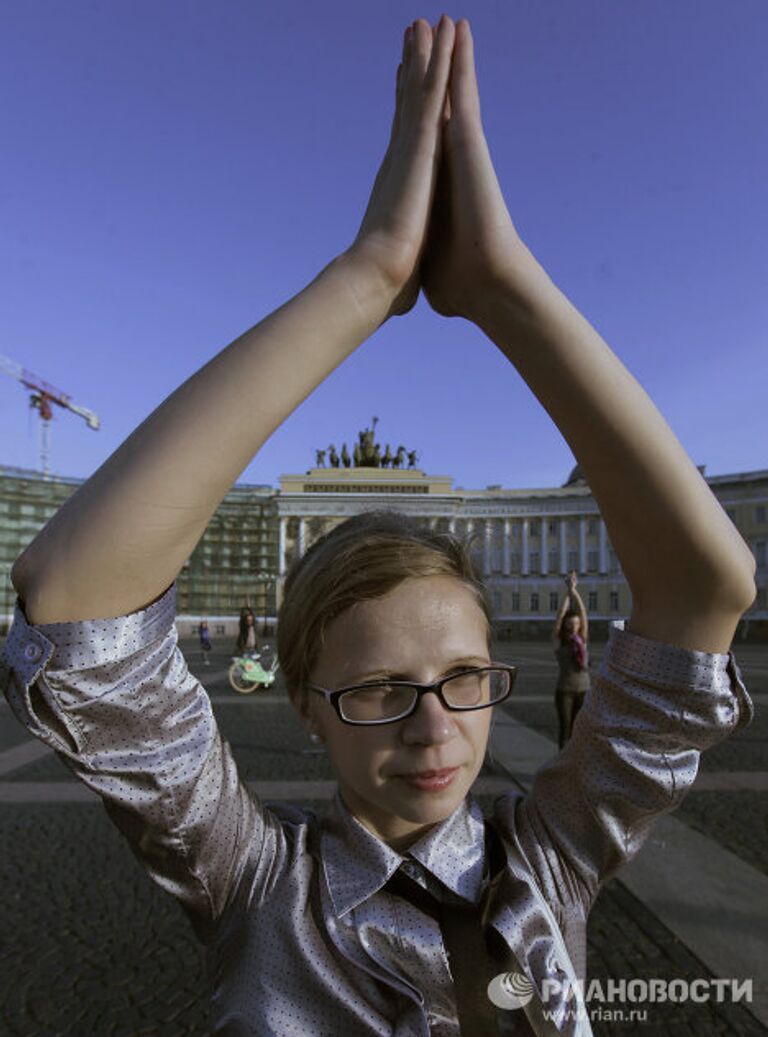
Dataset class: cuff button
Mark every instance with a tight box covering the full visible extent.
[24,643,43,662]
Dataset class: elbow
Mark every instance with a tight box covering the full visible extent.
[729,563,757,617]
[720,542,758,616]
[10,552,34,603]
[693,562,756,620]
[10,551,66,624]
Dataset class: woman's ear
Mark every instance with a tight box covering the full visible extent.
[289,685,326,743]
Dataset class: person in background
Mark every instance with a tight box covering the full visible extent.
[235,606,258,656]
[198,618,212,666]
[552,572,590,747]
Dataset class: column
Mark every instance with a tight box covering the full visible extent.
[297,518,307,559]
[278,516,287,576]
[521,518,530,575]
[503,518,512,576]
[599,518,608,574]
[559,518,568,573]
[540,518,548,575]
[483,519,493,577]
[578,516,587,574]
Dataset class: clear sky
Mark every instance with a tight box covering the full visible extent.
[1,0,766,490]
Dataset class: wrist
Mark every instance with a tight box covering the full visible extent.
[332,247,405,326]
[470,243,557,338]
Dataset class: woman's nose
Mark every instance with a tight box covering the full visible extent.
[400,691,458,745]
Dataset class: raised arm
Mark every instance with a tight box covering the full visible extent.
[568,574,589,643]
[422,20,755,652]
[551,578,571,645]
[12,18,456,625]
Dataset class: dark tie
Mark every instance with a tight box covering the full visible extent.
[384,821,537,1036]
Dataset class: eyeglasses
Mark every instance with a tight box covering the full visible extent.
[306,665,517,726]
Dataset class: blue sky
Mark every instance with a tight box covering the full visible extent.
[1,0,766,490]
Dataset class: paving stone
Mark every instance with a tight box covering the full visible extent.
[674,791,768,877]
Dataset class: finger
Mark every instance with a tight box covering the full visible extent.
[389,24,411,146]
[390,62,404,142]
[449,17,481,122]
[402,22,411,64]
[422,14,455,118]
[409,18,432,77]
[433,18,452,126]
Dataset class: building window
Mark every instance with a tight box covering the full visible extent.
[530,593,539,612]
[510,553,521,573]
[587,550,598,572]
[588,591,598,611]
[608,549,621,575]
[567,550,578,571]
[755,541,766,568]
[529,519,540,537]
[588,518,599,535]
[610,591,619,611]
[215,624,226,635]
[492,591,502,613]
[549,592,559,611]
[511,592,520,611]
[757,505,766,524]
[548,521,557,535]
[548,550,559,571]
[529,552,540,571]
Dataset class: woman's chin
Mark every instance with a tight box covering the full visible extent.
[387,771,470,823]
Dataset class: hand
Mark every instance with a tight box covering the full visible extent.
[348,16,455,317]
[421,19,526,324]
[566,571,577,591]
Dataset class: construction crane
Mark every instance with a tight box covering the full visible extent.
[0,354,100,477]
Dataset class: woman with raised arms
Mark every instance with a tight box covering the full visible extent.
[2,16,755,1036]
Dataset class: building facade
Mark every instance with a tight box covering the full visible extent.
[0,465,277,639]
[2,462,766,639]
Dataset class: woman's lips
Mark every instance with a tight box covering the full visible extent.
[400,767,460,791]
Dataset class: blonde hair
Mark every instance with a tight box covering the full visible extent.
[276,510,491,709]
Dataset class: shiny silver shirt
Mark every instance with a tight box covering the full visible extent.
[1,586,751,1036]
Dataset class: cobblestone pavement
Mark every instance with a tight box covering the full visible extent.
[1,637,764,1036]
[496,641,768,881]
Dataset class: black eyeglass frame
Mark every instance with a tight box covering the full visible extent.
[305,664,518,726]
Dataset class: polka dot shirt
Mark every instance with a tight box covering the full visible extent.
[0,587,752,1036]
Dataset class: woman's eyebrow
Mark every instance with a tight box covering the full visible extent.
[347,656,492,683]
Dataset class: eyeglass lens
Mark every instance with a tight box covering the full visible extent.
[339,668,509,723]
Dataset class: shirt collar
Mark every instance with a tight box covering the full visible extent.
[320,789,487,917]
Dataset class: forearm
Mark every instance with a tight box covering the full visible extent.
[554,595,569,630]
[476,245,755,650]
[13,252,393,623]
[569,588,588,639]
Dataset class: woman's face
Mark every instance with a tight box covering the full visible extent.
[308,575,492,851]
[563,615,581,636]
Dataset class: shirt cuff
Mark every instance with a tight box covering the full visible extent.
[1,585,177,691]
[603,619,753,730]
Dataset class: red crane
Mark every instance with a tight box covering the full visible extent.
[1,354,100,476]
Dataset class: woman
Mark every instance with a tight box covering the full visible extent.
[235,606,259,655]
[552,572,590,748]
[2,17,755,1036]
